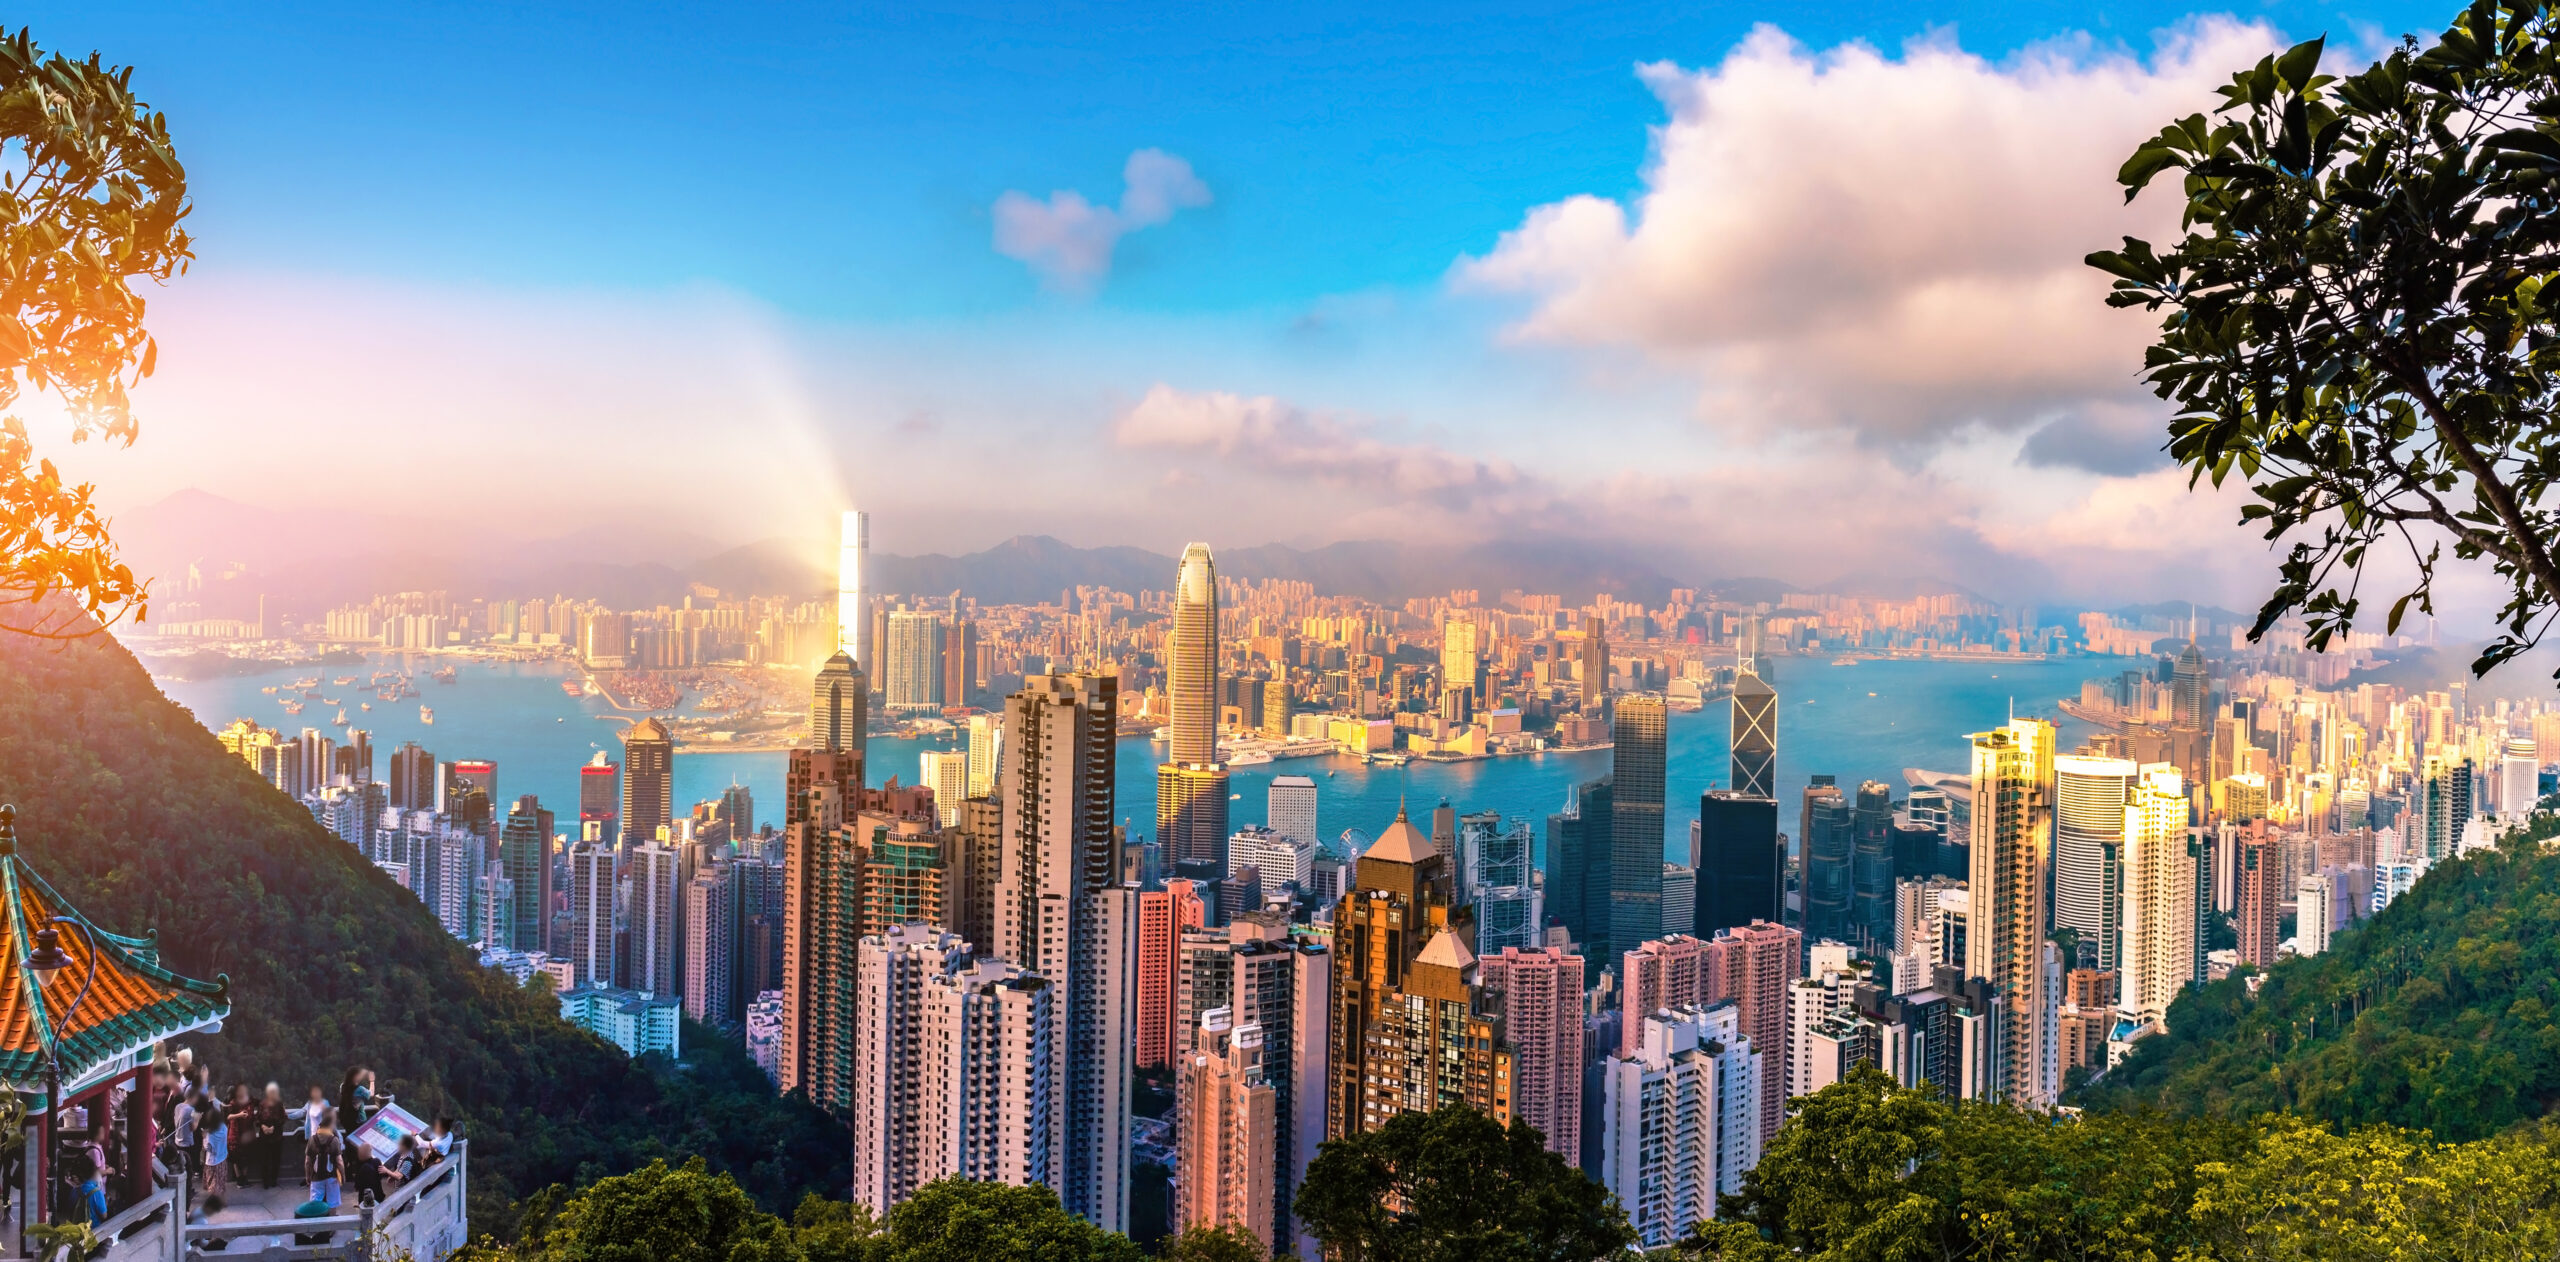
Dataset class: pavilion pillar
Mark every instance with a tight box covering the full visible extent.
[125,1066,155,1205]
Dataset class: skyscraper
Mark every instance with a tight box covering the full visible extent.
[1136,878,1206,1070]
[1177,1009,1278,1253]
[1476,946,1584,1161]
[780,778,857,1109]
[849,926,1054,1217]
[1327,806,1512,1141]
[838,508,868,671]
[1461,811,1540,953]
[1730,669,1777,798]
[1547,777,1613,952]
[919,749,968,827]
[1695,791,1782,939]
[1607,696,1669,964]
[1173,919,1330,1258]
[2234,820,2282,970]
[1850,780,1895,949]
[1266,776,1318,851]
[684,859,736,1028]
[2120,763,2198,1030]
[966,712,1002,798]
[994,672,1137,1231]
[1800,777,1849,942]
[1440,617,1480,706]
[2051,755,2136,970]
[622,717,675,846]
[1580,626,1611,712]
[812,651,870,763]
[1159,544,1229,883]
[388,740,435,810]
[569,835,617,988]
[884,611,948,713]
[2171,639,2211,731]
[628,838,684,999]
[1966,717,2057,1109]
[1600,1004,1761,1250]
[499,795,554,954]
[579,752,620,844]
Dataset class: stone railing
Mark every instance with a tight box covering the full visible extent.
[89,1141,469,1262]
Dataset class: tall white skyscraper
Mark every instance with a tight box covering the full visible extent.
[629,839,685,999]
[967,713,1003,799]
[2051,755,2136,971]
[1599,1003,1761,1250]
[920,749,968,827]
[838,508,868,668]
[1266,775,1317,851]
[2120,763,2198,1030]
[850,925,1055,1217]
[995,673,1136,1232]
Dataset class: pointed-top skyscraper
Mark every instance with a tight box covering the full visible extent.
[1730,668,1777,798]
[812,650,869,765]
[1159,542,1230,888]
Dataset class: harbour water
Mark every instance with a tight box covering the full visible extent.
[152,653,2096,860]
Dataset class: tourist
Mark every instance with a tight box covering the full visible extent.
[297,1086,330,1145]
[223,1085,252,1185]
[76,1162,106,1227]
[427,1117,455,1160]
[170,1087,201,1185]
[187,1195,229,1252]
[343,1141,387,1206]
[303,1118,342,1212]
[388,1136,425,1186]
[335,1068,377,1130]
[251,1084,288,1190]
[199,1088,229,1198]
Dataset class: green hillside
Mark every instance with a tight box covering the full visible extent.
[0,625,846,1229]
[2082,818,2560,1140]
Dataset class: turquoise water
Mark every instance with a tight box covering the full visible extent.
[152,653,2095,860]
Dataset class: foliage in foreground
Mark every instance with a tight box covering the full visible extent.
[1697,1069,2560,1262]
[2092,1,2560,677]
[460,1164,1139,1262]
[0,30,188,635]
[2082,817,2560,1140]
[1294,1104,1634,1262]
[0,617,848,1228]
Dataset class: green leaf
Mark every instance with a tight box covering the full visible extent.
[2276,36,2327,93]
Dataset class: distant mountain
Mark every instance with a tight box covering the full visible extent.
[116,488,1989,610]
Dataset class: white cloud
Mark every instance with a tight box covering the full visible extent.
[1457,20,2284,451]
[1112,384,1532,509]
[993,148,1211,292]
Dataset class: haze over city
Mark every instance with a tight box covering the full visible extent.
[12,0,2486,616]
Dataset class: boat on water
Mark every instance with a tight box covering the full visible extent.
[1832,656,1857,666]
[559,680,583,698]
[420,706,435,725]
[1227,748,1275,766]
[260,685,277,695]
[333,676,357,686]
[432,667,457,683]
[333,709,349,726]
[360,702,371,711]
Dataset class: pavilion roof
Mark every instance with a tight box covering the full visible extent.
[0,812,229,1094]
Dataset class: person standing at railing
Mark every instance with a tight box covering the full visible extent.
[249,1084,288,1191]
[303,1117,343,1212]
[199,1088,229,1199]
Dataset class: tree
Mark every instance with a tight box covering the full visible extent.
[0,29,190,635]
[536,1159,797,1262]
[867,1179,1143,1262]
[1157,1223,1267,1262]
[2090,2,2560,679]
[1294,1106,1634,1262]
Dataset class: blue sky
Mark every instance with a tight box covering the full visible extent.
[31,1,2441,315]
[24,0,2478,608]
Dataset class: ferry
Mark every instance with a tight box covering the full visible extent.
[559,680,583,698]
[420,706,435,725]
[260,685,277,695]
[1832,656,1858,666]
[333,676,358,686]
[432,667,458,683]
[1226,748,1275,766]
[360,703,372,711]
[280,700,303,716]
